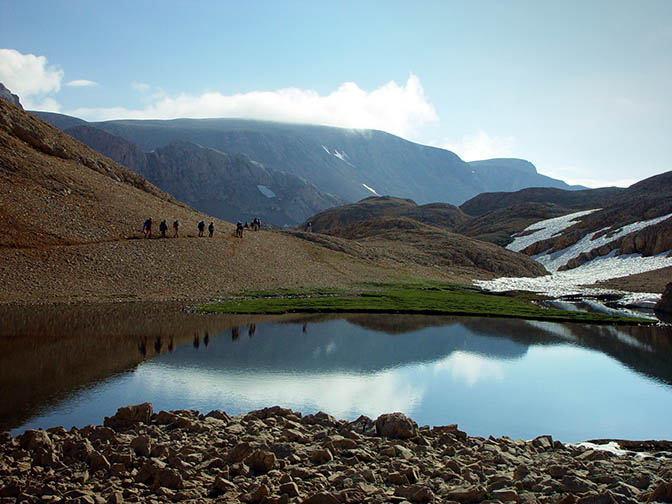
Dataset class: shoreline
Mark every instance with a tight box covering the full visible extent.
[2,403,670,503]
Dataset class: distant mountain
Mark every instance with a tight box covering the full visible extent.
[34,112,581,209]
[63,124,342,226]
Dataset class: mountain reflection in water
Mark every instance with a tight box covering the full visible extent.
[2,303,672,441]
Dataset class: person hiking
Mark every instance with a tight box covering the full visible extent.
[142,218,152,238]
[252,217,260,231]
[159,219,168,238]
[208,221,214,237]
[198,220,205,237]
[236,221,244,238]
[173,219,179,237]
[305,221,312,232]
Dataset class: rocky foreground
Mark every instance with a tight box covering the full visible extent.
[2,405,672,504]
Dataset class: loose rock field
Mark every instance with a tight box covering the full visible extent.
[1,404,671,503]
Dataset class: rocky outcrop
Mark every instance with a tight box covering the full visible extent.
[2,404,670,503]
[655,283,672,315]
[0,83,21,108]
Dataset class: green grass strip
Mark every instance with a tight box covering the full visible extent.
[199,282,653,325]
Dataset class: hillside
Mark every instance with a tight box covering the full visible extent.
[0,99,549,303]
[63,125,343,226]
[35,112,579,208]
[297,197,547,278]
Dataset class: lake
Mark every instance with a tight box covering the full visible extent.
[2,303,672,443]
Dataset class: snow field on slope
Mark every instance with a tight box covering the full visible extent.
[477,212,672,302]
[507,209,599,253]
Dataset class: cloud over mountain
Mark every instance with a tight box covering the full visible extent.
[68,74,438,140]
[0,48,63,109]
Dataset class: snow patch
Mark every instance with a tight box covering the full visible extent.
[533,212,672,273]
[507,209,599,253]
[257,185,276,198]
[362,183,379,195]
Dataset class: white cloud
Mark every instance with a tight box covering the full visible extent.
[132,82,151,93]
[66,79,98,87]
[440,130,516,161]
[68,74,439,140]
[0,48,63,98]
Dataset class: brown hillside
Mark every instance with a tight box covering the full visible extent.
[0,100,534,303]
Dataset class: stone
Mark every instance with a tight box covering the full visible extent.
[547,465,566,478]
[104,403,153,430]
[88,451,111,473]
[374,412,417,439]
[560,475,597,494]
[302,492,340,504]
[394,444,414,459]
[386,472,410,485]
[280,481,300,497]
[152,467,185,490]
[245,449,277,475]
[309,448,333,465]
[106,492,123,504]
[18,429,54,453]
[130,435,151,457]
[532,435,553,450]
[344,415,376,436]
[240,484,270,503]
[444,485,487,503]
[492,489,519,503]
[650,481,672,502]
[228,442,255,463]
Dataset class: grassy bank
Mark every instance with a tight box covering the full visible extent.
[199,281,653,325]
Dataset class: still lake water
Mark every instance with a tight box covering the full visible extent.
[2,304,672,442]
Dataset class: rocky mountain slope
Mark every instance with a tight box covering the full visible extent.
[35,112,579,207]
[63,124,343,226]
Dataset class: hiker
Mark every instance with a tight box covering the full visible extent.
[208,221,214,237]
[173,219,179,237]
[159,219,168,238]
[198,220,205,237]
[236,221,244,238]
[244,221,250,230]
[142,218,152,238]
[252,217,261,231]
[305,221,312,232]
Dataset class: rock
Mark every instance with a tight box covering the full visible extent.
[302,411,337,427]
[213,475,237,494]
[394,444,414,459]
[228,442,255,463]
[302,492,340,504]
[152,467,185,490]
[17,429,54,452]
[559,475,597,494]
[245,449,277,475]
[205,409,233,422]
[547,465,566,478]
[240,483,270,503]
[650,481,672,502]
[654,282,672,315]
[492,489,519,503]
[309,448,333,465]
[532,435,553,450]
[443,485,487,503]
[106,492,123,504]
[103,403,153,430]
[344,415,376,436]
[395,484,435,502]
[280,481,300,497]
[386,472,410,485]
[88,451,111,473]
[130,435,151,457]
[374,412,417,439]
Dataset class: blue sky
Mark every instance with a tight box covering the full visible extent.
[1,0,671,187]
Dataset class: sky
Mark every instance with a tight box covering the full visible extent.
[1,0,671,188]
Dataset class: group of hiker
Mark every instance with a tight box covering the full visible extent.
[142,216,260,239]
[235,217,261,238]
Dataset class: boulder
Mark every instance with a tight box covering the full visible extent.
[375,412,417,439]
[104,403,153,430]
[245,449,277,475]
